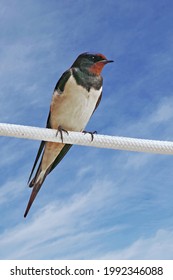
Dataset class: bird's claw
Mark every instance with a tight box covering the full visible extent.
[83,130,97,141]
[56,125,69,143]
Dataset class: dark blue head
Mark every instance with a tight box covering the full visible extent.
[72,52,113,75]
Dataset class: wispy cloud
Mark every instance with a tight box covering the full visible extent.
[149,97,173,124]
[100,229,173,260]
[0,178,126,259]
[0,178,25,206]
[0,0,173,260]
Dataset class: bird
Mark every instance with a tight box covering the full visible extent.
[24,52,113,217]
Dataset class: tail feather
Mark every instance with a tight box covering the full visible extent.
[28,158,42,188]
[24,170,48,218]
[25,142,71,217]
[24,181,42,218]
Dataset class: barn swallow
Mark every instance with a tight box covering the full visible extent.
[24,52,113,217]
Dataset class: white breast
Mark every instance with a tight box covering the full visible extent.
[50,75,102,131]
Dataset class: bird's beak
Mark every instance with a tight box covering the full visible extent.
[101,59,114,64]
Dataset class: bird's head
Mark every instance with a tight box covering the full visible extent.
[72,52,113,75]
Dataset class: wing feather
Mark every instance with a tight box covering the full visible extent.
[28,112,51,184]
[28,70,72,184]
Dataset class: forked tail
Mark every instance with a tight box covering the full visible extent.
[24,169,47,218]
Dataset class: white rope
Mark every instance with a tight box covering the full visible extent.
[0,122,173,155]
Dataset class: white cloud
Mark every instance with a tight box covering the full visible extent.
[0,178,123,259]
[100,229,173,260]
[149,98,173,124]
[124,153,154,170]
[76,165,93,179]
[0,178,25,205]
[115,95,173,140]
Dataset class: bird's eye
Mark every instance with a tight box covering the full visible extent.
[91,56,95,60]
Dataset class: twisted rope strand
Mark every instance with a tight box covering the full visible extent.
[0,122,173,155]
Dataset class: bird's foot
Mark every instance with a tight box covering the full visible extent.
[82,130,97,141]
[56,125,69,143]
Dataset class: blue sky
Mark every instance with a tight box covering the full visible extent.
[0,0,173,259]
